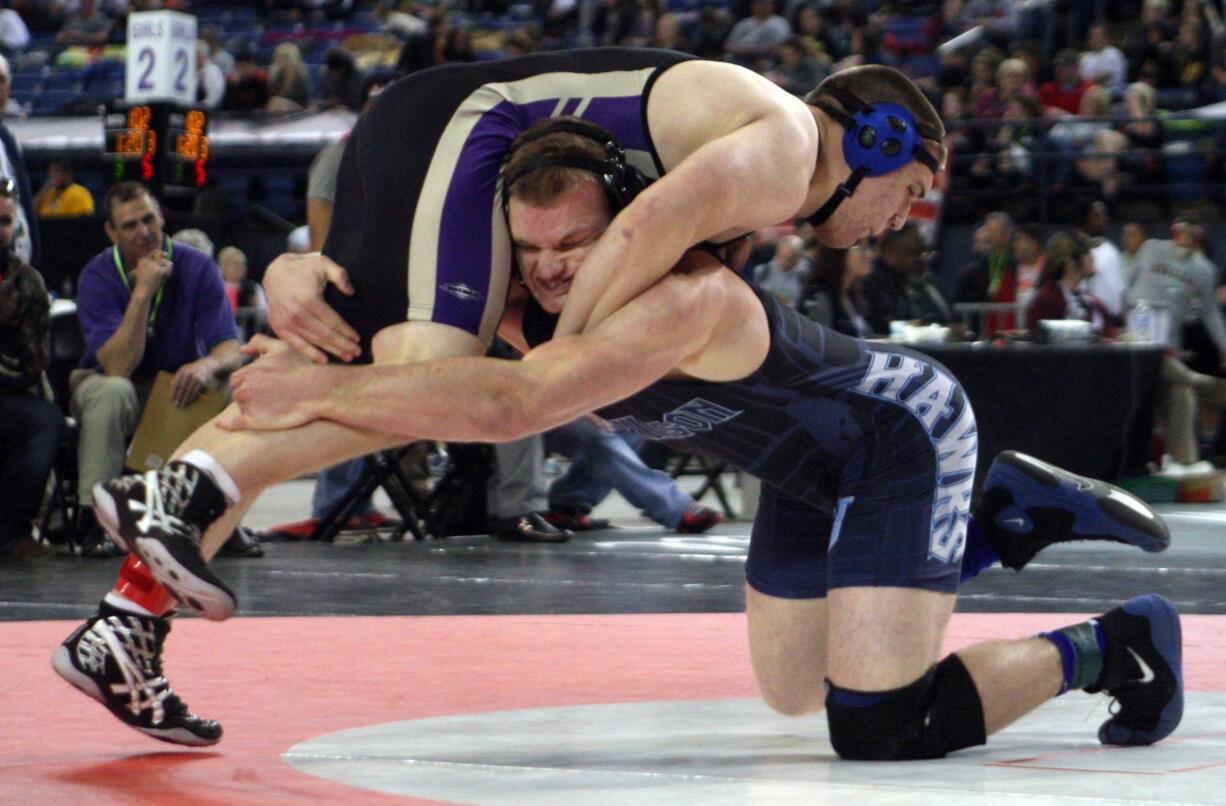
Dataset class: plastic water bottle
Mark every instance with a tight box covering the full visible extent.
[1128,301,1155,343]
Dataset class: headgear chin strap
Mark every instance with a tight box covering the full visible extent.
[806,85,942,226]
[500,118,653,214]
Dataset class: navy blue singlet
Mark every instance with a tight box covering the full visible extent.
[523,283,977,597]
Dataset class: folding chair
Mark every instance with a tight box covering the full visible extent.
[311,447,429,542]
[39,304,86,545]
[667,451,736,518]
[310,443,494,541]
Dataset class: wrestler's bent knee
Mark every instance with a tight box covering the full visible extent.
[758,681,826,717]
[825,654,986,760]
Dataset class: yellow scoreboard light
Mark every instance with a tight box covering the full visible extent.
[167,108,210,187]
[102,103,209,188]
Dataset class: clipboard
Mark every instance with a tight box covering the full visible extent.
[125,371,228,472]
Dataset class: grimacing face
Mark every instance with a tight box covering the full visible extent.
[507,180,612,314]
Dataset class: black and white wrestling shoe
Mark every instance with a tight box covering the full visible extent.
[52,601,223,746]
[975,451,1170,571]
[92,461,235,621]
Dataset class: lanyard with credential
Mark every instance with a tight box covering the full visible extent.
[113,237,172,337]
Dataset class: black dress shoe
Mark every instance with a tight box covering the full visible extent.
[77,528,124,558]
[492,512,572,543]
[219,525,265,558]
[74,507,125,558]
[0,536,56,559]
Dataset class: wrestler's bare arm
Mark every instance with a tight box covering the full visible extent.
[556,62,818,337]
[227,256,763,441]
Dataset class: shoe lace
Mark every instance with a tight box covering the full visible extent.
[108,473,146,494]
[89,615,181,725]
[1104,672,1159,729]
[74,623,111,675]
[133,468,199,539]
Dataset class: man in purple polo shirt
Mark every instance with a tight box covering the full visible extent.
[69,182,242,556]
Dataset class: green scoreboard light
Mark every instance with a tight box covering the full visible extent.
[102,102,209,189]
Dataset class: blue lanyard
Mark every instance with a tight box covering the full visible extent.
[112,236,172,335]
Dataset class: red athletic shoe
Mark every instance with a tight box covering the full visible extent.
[264,517,324,540]
[544,510,611,531]
[676,504,721,534]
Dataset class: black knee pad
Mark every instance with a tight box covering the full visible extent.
[825,654,987,760]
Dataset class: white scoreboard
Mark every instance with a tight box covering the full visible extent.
[125,10,197,106]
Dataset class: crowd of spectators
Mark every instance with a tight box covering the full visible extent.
[0,0,1218,227]
[939,0,1226,219]
[0,0,1218,128]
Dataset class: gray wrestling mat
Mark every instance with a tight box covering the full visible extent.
[285,695,1226,805]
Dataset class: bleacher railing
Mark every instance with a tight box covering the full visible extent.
[942,113,1226,222]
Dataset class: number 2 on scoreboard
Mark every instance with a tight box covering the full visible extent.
[137,47,155,90]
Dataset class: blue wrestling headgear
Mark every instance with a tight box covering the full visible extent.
[501,118,652,214]
[806,85,943,226]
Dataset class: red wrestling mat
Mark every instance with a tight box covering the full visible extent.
[2,612,1224,805]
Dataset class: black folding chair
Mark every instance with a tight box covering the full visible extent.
[311,448,428,542]
[310,443,494,542]
[39,305,86,545]
[667,451,736,519]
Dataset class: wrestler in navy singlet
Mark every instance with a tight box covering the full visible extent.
[321,48,692,356]
[523,285,978,597]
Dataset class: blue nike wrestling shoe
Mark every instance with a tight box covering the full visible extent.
[1088,594,1183,746]
[975,451,1170,571]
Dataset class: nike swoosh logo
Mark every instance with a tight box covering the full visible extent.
[1127,647,1156,684]
[1001,517,1027,528]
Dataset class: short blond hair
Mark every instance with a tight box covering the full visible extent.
[1126,81,1156,113]
[501,117,611,208]
[171,228,214,257]
[997,58,1029,85]
[217,245,245,266]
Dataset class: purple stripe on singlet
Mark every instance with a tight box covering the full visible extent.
[431,98,555,334]
[575,96,651,153]
[432,92,653,334]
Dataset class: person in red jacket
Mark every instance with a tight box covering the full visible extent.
[1038,49,1096,118]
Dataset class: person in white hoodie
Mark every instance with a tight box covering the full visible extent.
[1080,200,1126,319]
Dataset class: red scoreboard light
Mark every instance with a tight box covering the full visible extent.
[103,102,209,188]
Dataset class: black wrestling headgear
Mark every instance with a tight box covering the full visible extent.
[501,118,653,214]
